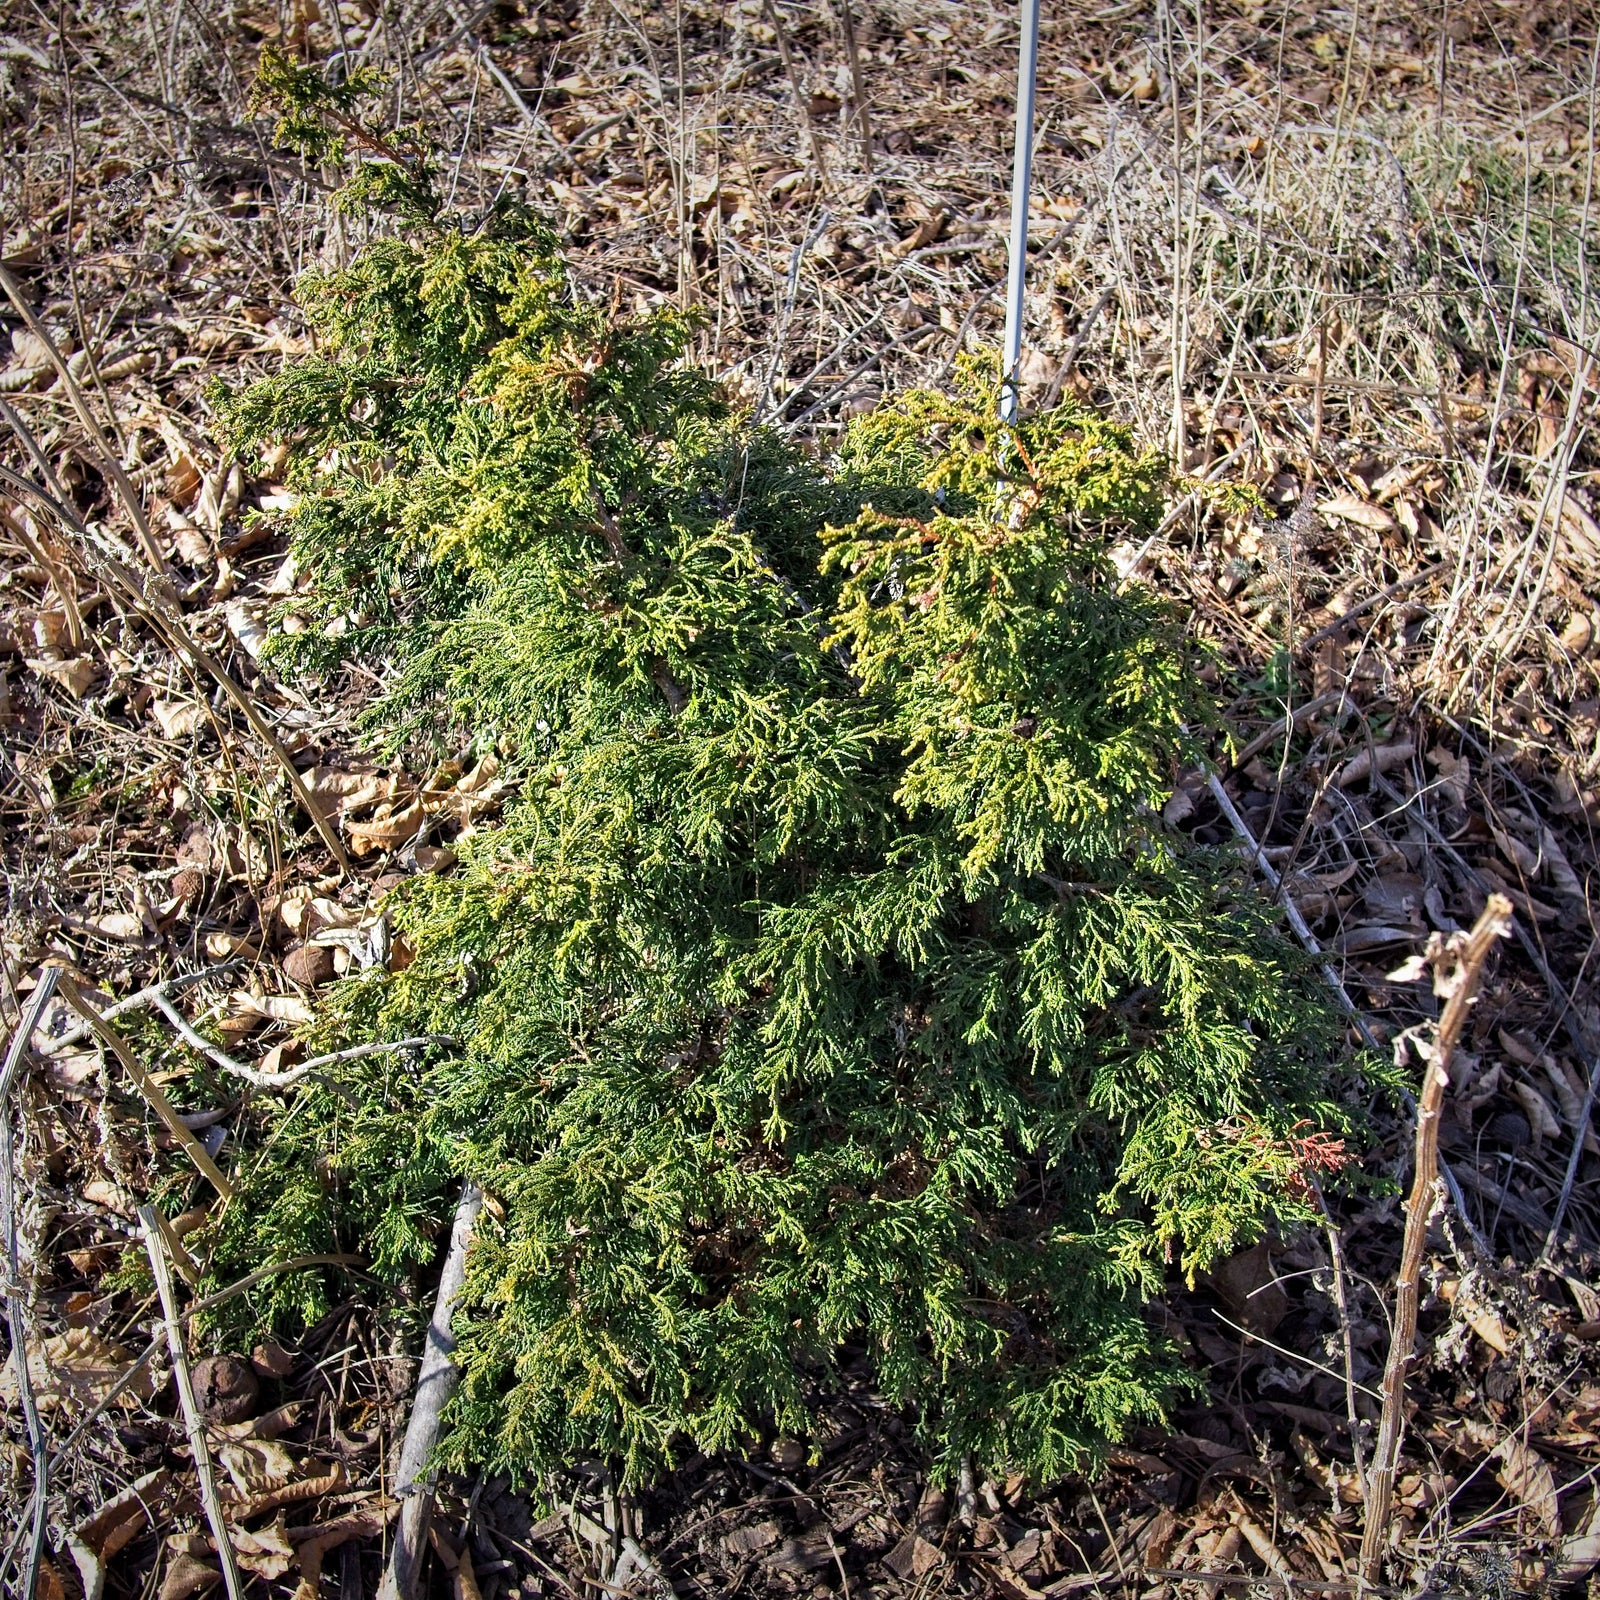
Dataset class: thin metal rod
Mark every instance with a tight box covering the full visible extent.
[999,0,1042,425]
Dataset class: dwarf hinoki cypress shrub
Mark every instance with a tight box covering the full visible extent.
[205,56,1352,1487]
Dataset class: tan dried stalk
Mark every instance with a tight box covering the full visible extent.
[1358,894,1515,1585]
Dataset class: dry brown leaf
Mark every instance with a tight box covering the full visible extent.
[11,325,67,366]
[30,609,68,649]
[198,461,243,532]
[1334,924,1420,953]
[883,1531,944,1579]
[301,767,394,814]
[32,1558,66,1600]
[1496,1437,1561,1538]
[165,503,212,566]
[455,753,501,794]
[1476,864,1560,924]
[1538,824,1587,902]
[278,891,357,938]
[163,445,202,504]
[27,654,97,697]
[1561,1498,1600,1582]
[1363,875,1425,924]
[896,209,946,254]
[233,1513,296,1579]
[1320,492,1396,531]
[1499,1028,1545,1067]
[156,1549,220,1600]
[1427,747,1471,805]
[1559,493,1600,567]
[1393,495,1441,544]
[305,896,358,935]
[70,1465,177,1597]
[151,698,207,740]
[1205,1239,1289,1334]
[1561,611,1595,655]
[81,1179,137,1216]
[1512,1078,1563,1147]
[1,1328,157,1413]
[1491,824,1540,877]
[230,990,314,1025]
[346,798,426,855]
[223,599,266,659]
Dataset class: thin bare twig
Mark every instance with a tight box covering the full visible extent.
[831,0,872,177]
[0,968,60,1600]
[1357,895,1514,1585]
[58,975,235,1198]
[761,0,830,193]
[148,984,448,1089]
[379,1179,483,1600]
[1207,770,1491,1254]
[139,1205,247,1600]
[1311,1180,1369,1501]
[37,962,246,1055]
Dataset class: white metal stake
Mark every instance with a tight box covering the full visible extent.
[999,0,1042,427]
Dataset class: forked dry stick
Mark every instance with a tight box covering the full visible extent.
[139,1204,247,1600]
[1357,894,1514,1585]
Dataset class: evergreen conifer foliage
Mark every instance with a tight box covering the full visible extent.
[212,55,1352,1488]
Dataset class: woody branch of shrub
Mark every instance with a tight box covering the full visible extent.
[1358,894,1514,1585]
[195,50,1365,1490]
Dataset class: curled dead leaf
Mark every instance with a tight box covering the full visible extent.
[91,911,148,943]
[412,844,457,874]
[1335,740,1415,788]
[229,990,314,1026]
[1512,1079,1562,1148]
[301,767,395,814]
